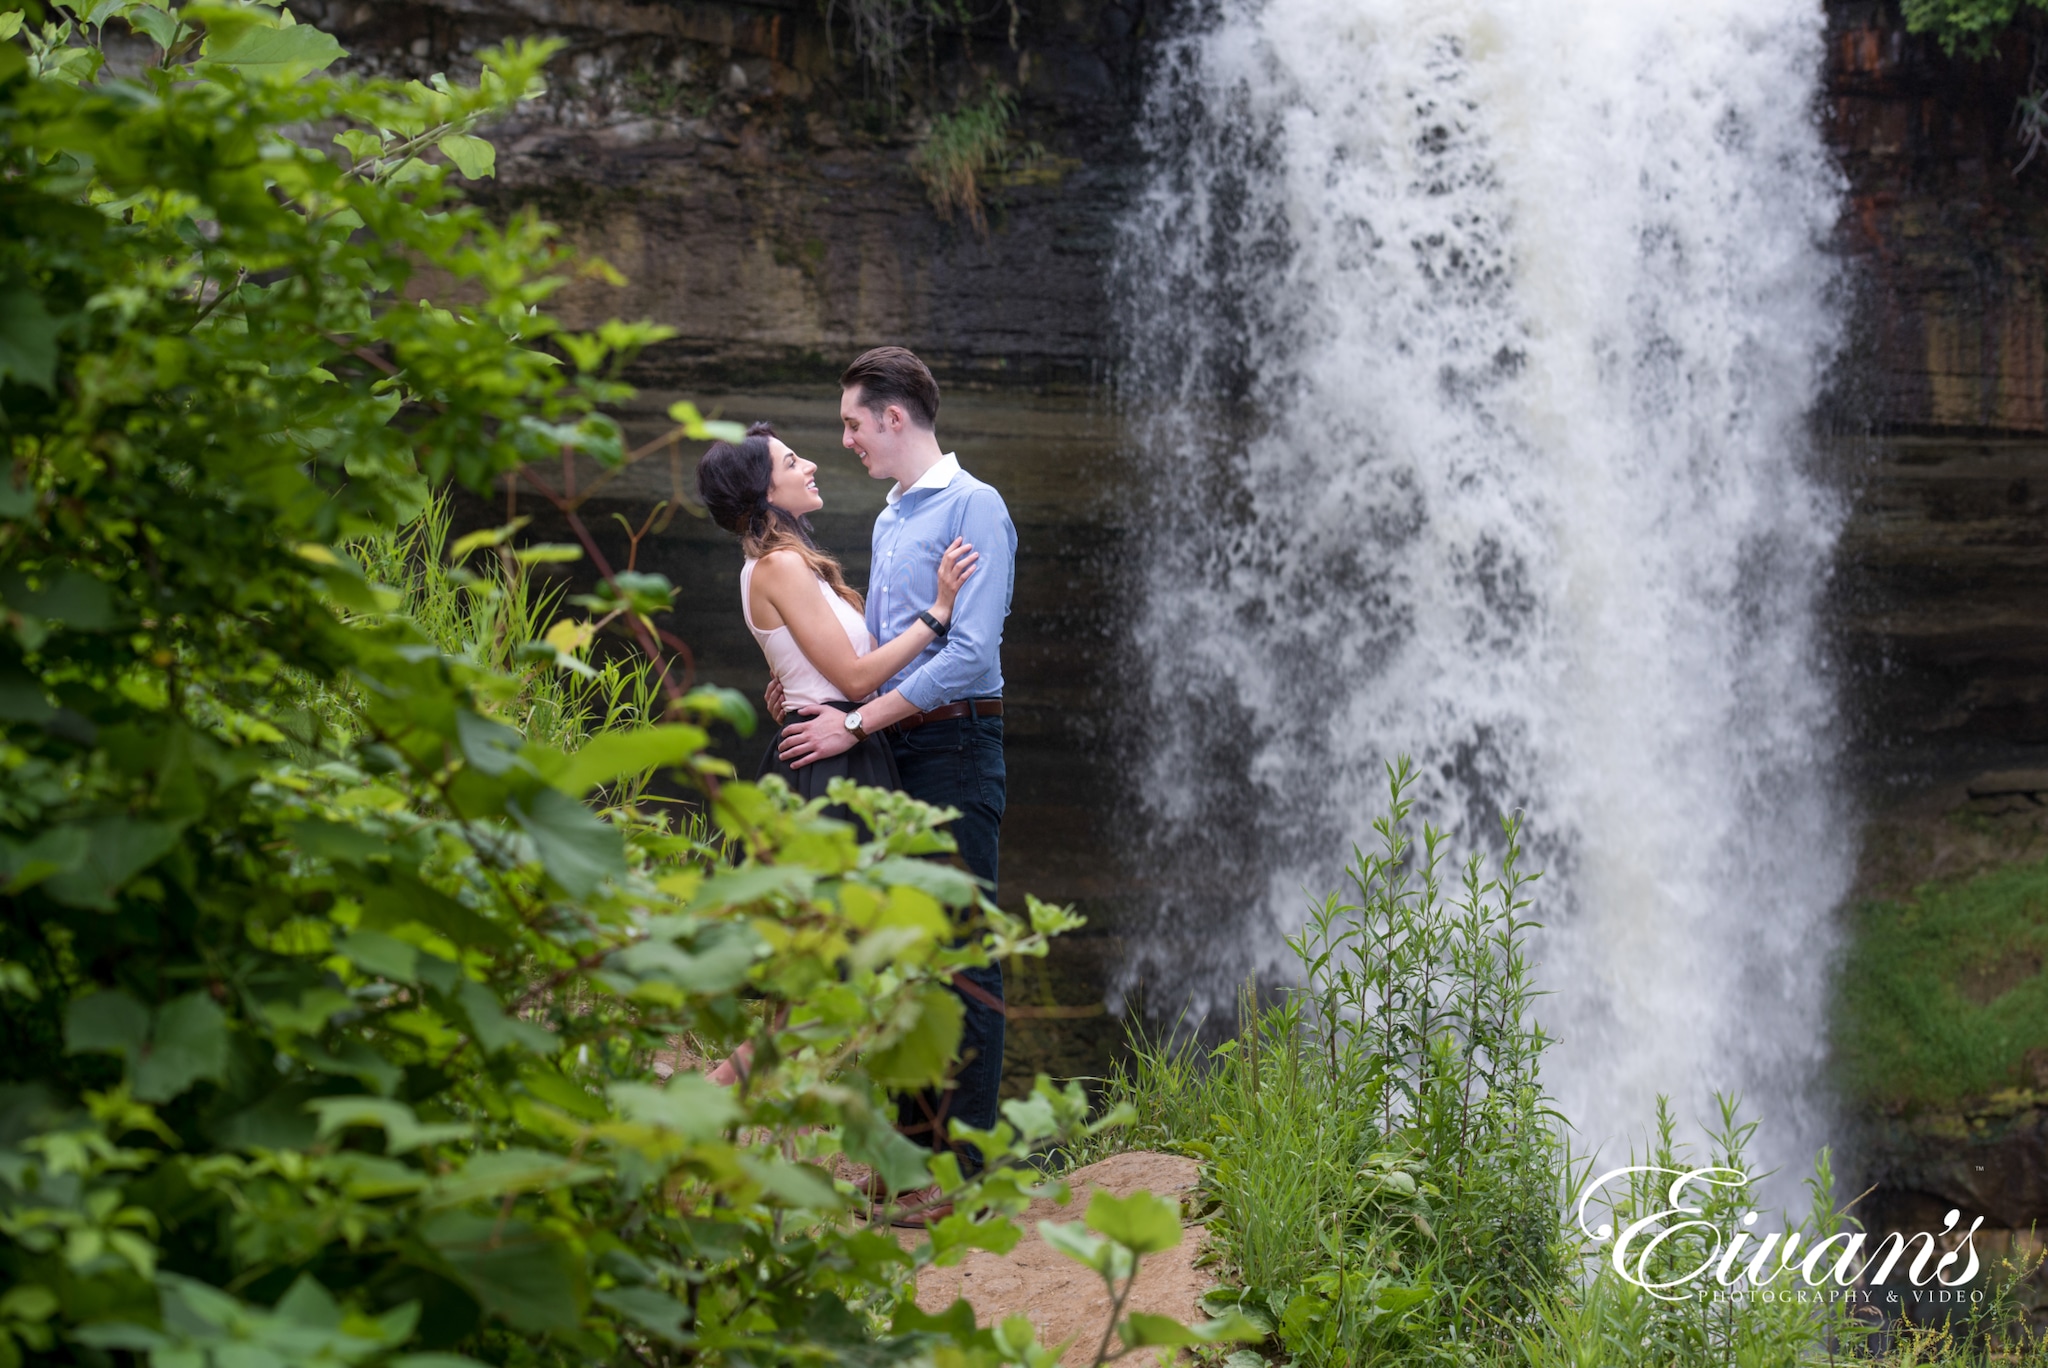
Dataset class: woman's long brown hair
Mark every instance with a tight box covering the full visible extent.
[696,422,862,610]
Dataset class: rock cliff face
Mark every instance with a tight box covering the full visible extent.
[1825,3,2048,758]
[302,0,1147,387]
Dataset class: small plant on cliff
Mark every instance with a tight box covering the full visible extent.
[913,87,1036,237]
[1903,0,2047,57]
[1901,0,2048,171]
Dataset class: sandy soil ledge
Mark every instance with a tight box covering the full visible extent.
[904,1151,1213,1368]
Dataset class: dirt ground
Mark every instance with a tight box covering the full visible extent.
[906,1151,1212,1367]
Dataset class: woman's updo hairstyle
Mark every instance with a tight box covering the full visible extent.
[696,421,783,539]
[696,421,861,610]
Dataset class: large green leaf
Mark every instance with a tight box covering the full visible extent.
[608,1076,739,1141]
[201,17,343,82]
[455,708,524,777]
[926,1208,1024,1266]
[1036,1220,1122,1278]
[863,985,963,1088]
[289,818,391,866]
[737,1154,844,1210]
[0,825,87,892]
[336,930,419,983]
[610,925,758,995]
[0,568,117,630]
[1119,1313,1201,1349]
[307,1097,469,1154]
[423,1213,587,1334]
[592,1287,693,1347]
[1084,1188,1182,1255]
[507,787,623,896]
[437,133,496,180]
[544,724,706,796]
[453,979,556,1057]
[65,991,230,1102]
[0,277,59,392]
[358,873,513,950]
[428,1148,603,1206]
[40,817,182,909]
[136,994,231,1102]
[63,989,150,1059]
[839,1109,933,1194]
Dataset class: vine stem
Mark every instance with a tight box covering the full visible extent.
[1089,1257,1142,1368]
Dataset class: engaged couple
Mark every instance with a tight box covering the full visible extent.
[694,346,1016,1225]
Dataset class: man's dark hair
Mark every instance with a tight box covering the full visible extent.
[840,346,939,430]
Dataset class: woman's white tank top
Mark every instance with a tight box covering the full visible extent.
[739,557,874,714]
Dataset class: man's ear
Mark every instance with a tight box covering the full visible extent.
[885,403,906,433]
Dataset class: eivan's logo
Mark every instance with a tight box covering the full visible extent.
[1576,1167,1983,1302]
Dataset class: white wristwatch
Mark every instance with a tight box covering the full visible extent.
[843,709,867,742]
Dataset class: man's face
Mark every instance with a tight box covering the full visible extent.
[840,385,900,481]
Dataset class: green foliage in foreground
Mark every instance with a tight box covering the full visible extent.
[1902,0,2048,56]
[0,10,1251,1368]
[1833,856,2048,1111]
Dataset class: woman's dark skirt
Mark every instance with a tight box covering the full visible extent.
[756,699,902,812]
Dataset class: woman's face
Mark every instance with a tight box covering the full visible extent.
[764,438,822,517]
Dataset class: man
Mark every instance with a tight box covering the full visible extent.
[775,345,1016,1189]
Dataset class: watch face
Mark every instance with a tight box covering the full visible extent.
[844,710,863,731]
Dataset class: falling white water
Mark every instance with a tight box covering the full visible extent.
[1114,0,1851,1184]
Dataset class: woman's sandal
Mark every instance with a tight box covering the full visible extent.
[885,1184,954,1229]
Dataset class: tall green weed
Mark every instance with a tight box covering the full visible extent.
[344,494,667,757]
[1117,759,1568,1365]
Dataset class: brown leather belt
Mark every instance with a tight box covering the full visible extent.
[890,698,1003,735]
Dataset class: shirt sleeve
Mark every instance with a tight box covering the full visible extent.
[895,487,1015,712]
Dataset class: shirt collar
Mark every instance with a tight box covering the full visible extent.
[885,452,960,507]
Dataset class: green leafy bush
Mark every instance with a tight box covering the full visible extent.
[1902,0,2047,56]
[0,10,1237,1368]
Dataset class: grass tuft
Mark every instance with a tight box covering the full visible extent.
[913,89,1033,237]
[1833,857,2048,1111]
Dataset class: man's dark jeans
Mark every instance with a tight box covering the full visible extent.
[888,713,1004,1172]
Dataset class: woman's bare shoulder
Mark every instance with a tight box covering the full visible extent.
[752,548,810,580]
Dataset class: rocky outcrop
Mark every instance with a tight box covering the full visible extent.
[302,0,1150,388]
[1826,4,2048,434]
[1823,4,2048,751]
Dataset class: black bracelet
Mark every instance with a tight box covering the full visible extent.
[918,609,949,637]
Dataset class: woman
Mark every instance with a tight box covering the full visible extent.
[696,422,976,799]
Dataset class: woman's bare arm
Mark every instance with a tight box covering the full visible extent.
[751,541,977,702]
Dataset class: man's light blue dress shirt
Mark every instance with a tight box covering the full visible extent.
[865,453,1016,712]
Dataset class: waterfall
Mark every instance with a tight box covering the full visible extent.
[1114,0,1851,1178]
